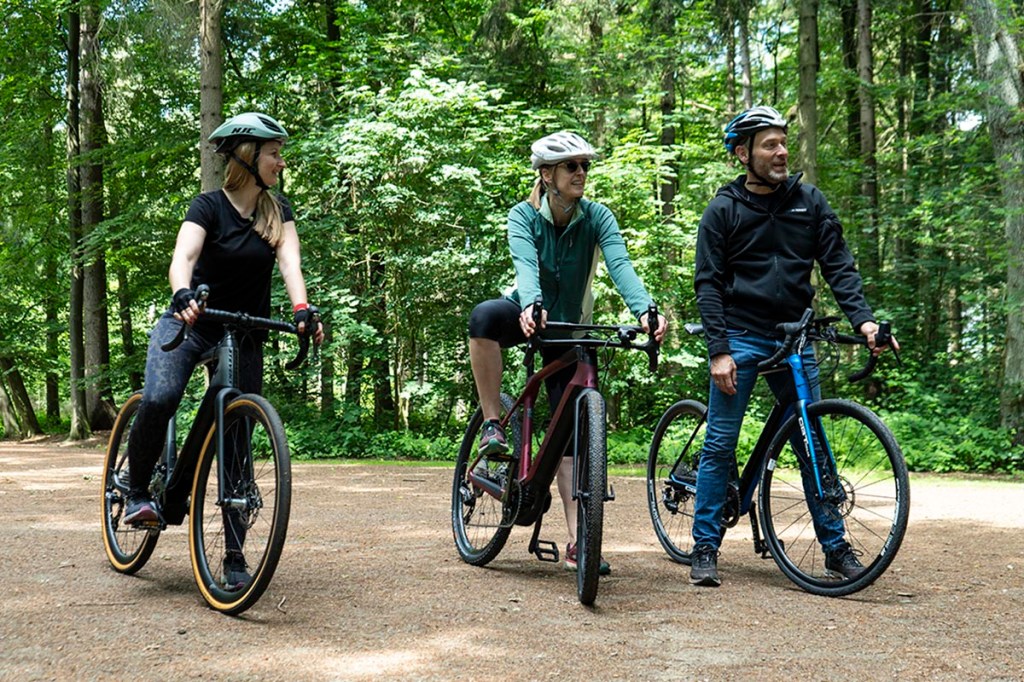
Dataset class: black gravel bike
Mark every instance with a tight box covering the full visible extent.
[647,310,908,596]
[101,286,317,615]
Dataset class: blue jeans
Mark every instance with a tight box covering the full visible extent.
[692,329,847,552]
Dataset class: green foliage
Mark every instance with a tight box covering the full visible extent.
[885,409,1021,475]
[1,0,1021,477]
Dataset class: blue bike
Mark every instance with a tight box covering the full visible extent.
[647,310,908,596]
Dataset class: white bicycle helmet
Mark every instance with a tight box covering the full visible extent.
[209,112,289,190]
[209,112,289,154]
[530,131,597,169]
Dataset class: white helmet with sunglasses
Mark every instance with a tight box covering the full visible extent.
[530,131,597,169]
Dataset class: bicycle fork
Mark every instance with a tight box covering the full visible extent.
[571,389,615,504]
[786,354,843,507]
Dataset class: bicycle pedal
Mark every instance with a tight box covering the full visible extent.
[530,539,559,563]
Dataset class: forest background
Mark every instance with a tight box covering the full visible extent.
[2,0,1023,476]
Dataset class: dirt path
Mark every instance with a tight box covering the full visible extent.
[1,440,1022,681]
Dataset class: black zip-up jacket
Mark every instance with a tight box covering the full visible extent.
[694,173,874,357]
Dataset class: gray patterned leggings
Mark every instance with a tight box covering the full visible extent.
[126,313,263,496]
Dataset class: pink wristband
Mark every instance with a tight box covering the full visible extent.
[293,303,309,313]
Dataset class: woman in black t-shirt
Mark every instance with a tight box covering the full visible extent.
[122,113,322,589]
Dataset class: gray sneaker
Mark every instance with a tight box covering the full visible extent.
[825,545,867,580]
[690,545,721,587]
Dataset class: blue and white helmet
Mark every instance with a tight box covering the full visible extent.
[723,106,787,153]
[530,132,597,169]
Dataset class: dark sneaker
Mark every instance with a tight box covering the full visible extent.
[478,420,510,460]
[564,542,611,576]
[825,545,867,580]
[122,495,159,526]
[690,545,721,587]
[223,552,251,591]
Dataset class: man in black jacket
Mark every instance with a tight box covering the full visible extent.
[688,105,897,587]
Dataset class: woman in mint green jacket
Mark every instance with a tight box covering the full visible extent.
[468,131,667,574]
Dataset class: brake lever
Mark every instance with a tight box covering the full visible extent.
[645,304,660,373]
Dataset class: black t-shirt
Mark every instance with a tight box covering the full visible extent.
[182,189,293,335]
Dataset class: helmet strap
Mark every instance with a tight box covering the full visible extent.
[741,139,781,190]
[540,170,577,215]
[230,142,269,191]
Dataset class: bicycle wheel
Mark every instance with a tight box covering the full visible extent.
[451,394,517,566]
[101,392,161,574]
[189,394,291,615]
[646,399,706,565]
[575,390,606,606]
[758,399,909,597]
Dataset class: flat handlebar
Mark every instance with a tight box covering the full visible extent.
[527,297,660,372]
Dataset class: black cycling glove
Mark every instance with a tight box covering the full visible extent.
[172,288,196,315]
[293,305,317,338]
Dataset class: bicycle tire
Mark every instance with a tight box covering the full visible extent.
[646,399,706,565]
[101,391,161,574]
[189,394,291,615]
[758,399,909,597]
[575,390,606,606]
[451,394,517,566]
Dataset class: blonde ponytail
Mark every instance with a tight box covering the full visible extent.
[223,141,285,247]
[529,176,545,210]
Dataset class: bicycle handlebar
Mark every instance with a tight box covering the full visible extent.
[159,284,319,370]
[685,309,899,383]
[526,297,660,372]
[754,308,814,372]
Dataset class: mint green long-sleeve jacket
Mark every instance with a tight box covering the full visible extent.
[506,195,653,323]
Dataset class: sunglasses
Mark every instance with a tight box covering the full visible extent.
[558,160,591,173]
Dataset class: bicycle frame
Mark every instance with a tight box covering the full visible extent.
[156,329,244,526]
[469,344,601,528]
[728,349,829,523]
[674,318,885,526]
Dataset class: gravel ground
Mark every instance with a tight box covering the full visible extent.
[1,439,1022,681]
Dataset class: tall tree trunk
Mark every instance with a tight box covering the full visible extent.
[724,5,737,112]
[656,0,676,220]
[588,9,607,146]
[0,386,19,439]
[116,267,142,391]
[841,0,860,151]
[200,0,224,191]
[797,0,819,185]
[43,118,60,423]
[80,1,116,430]
[66,7,89,440]
[738,2,753,108]
[856,0,879,298]
[370,257,395,426]
[964,0,1024,443]
[0,358,42,436]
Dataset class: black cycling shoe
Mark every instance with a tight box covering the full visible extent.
[690,545,721,587]
[122,495,159,526]
[222,552,251,591]
[825,545,867,579]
